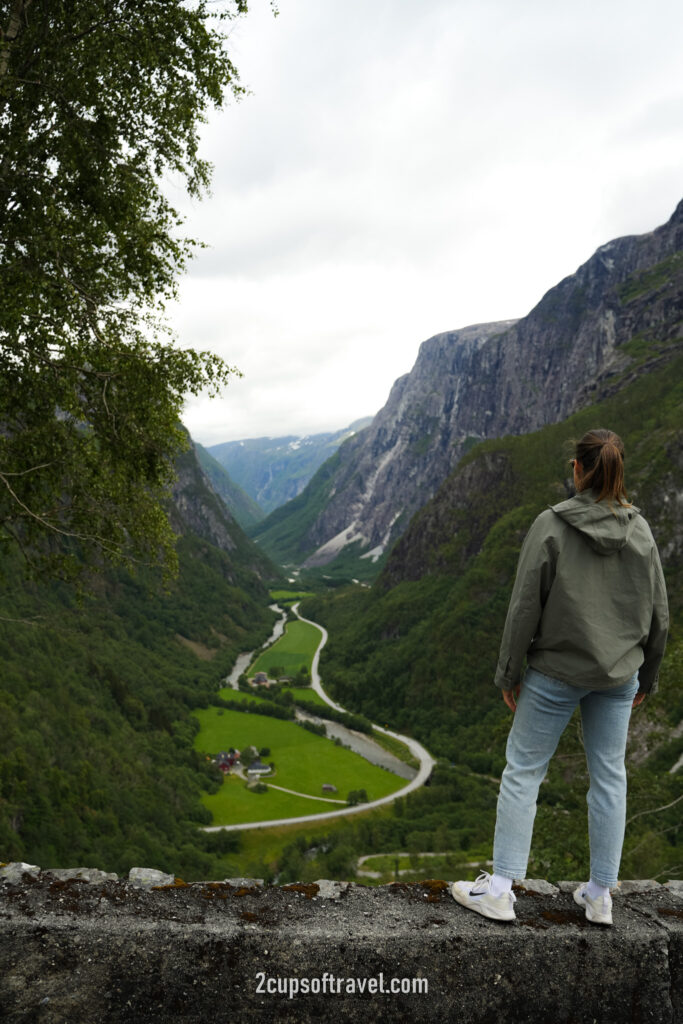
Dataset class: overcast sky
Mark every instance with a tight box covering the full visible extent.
[171,0,683,446]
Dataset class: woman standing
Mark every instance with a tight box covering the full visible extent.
[452,428,669,924]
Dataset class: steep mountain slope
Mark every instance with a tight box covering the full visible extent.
[303,354,683,881]
[309,355,683,746]
[255,201,683,573]
[170,441,279,594]
[207,418,372,515]
[194,443,264,531]
[0,442,278,878]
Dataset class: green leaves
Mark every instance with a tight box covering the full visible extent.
[0,1,250,578]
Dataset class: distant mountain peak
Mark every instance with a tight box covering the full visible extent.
[206,418,374,516]
[251,199,683,576]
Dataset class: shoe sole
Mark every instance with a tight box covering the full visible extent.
[573,888,612,925]
[451,883,515,921]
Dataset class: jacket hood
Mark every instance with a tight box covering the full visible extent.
[551,490,641,556]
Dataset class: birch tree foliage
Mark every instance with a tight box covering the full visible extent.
[0,0,253,578]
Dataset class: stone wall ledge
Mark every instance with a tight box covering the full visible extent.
[0,865,682,1023]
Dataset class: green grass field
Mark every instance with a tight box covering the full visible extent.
[216,688,266,705]
[205,804,395,881]
[249,618,322,677]
[216,684,328,710]
[287,686,328,707]
[193,706,403,826]
[204,775,337,824]
[269,590,315,605]
[234,809,382,866]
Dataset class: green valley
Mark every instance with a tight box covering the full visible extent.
[3,0,681,914]
[295,353,683,885]
[192,706,404,825]
[249,617,322,678]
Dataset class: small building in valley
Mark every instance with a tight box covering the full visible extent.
[215,749,240,775]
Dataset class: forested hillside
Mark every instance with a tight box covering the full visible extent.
[301,354,682,882]
[0,445,279,879]
[194,443,265,531]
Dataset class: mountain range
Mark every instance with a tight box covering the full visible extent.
[206,418,373,516]
[2,199,681,885]
[252,200,683,577]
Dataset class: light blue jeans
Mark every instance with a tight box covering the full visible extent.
[493,667,639,888]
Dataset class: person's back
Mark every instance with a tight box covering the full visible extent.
[452,427,669,927]
[525,491,667,690]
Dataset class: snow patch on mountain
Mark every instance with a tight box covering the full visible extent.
[303,522,368,568]
[360,510,403,562]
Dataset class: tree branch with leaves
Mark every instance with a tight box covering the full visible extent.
[0,0,254,578]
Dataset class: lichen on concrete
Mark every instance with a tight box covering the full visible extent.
[0,865,681,1022]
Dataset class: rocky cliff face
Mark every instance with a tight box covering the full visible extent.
[170,442,275,583]
[381,352,683,590]
[381,448,522,585]
[194,443,265,531]
[262,200,683,569]
[300,321,516,566]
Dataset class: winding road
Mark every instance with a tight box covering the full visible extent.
[202,603,436,833]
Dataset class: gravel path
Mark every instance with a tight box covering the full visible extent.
[265,782,347,804]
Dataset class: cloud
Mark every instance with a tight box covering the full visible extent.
[170,0,683,445]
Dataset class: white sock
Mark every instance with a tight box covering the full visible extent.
[490,873,513,898]
[587,880,610,901]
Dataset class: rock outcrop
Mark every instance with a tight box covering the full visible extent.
[256,200,683,570]
[170,441,275,583]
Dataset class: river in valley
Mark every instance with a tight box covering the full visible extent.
[223,604,287,688]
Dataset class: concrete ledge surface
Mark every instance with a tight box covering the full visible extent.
[0,868,681,1023]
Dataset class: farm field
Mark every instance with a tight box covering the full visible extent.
[217,688,266,705]
[269,590,315,606]
[249,618,321,677]
[285,686,327,707]
[205,776,337,824]
[217,684,327,709]
[204,804,395,881]
[193,706,404,826]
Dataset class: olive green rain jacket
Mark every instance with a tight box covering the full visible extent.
[494,490,669,695]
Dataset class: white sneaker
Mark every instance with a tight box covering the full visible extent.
[573,882,613,925]
[451,871,516,921]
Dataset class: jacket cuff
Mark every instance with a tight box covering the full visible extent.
[636,668,658,696]
[494,660,517,690]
